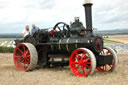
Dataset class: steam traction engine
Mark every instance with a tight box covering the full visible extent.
[13,1,118,77]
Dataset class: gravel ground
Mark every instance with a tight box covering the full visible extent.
[0,52,128,85]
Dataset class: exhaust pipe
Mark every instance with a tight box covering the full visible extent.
[83,0,93,34]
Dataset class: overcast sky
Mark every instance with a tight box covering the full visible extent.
[0,0,128,33]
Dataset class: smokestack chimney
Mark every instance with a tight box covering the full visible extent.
[83,0,93,34]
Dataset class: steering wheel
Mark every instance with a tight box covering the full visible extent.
[53,22,70,38]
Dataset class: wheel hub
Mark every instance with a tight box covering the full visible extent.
[79,61,84,65]
[94,38,103,53]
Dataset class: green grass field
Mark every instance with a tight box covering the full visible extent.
[0,46,14,53]
[104,40,122,45]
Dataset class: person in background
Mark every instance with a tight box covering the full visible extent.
[70,21,73,25]
[73,17,83,26]
[22,25,30,38]
[31,24,40,35]
[71,17,86,36]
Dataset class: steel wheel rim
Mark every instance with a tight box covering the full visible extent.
[70,49,92,77]
[13,44,31,71]
[96,48,115,72]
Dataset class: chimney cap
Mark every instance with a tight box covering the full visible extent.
[83,0,92,4]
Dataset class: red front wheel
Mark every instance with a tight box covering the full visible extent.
[69,48,96,77]
[96,46,118,72]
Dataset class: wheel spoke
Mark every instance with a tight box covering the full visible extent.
[16,60,24,66]
[108,65,112,68]
[23,45,26,53]
[15,56,22,58]
[25,57,30,61]
[81,53,86,60]
[84,64,91,68]
[104,65,107,71]
[85,62,91,65]
[83,54,87,61]
[75,52,81,61]
[77,66,81,73]
[106,50,110,55]
[75,52,81,58]
[26,55,30,60]
[101,51,103,55]
[71,62,79,65]
[25,50,29,55]
[26,61,30,66]
[85,58,90,62]
[76,64,80,68]
[102,50,105,54]
[23,60,26,69]
[57,26,61,32]
[76,57,80,61]
[17,48,23,54]
[81,53,84,60]
[84,67,87,74]
[81,66,85,74]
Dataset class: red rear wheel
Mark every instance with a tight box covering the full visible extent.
[96,46,118,72]
[70,48,96,77]
[13,43,38,72]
